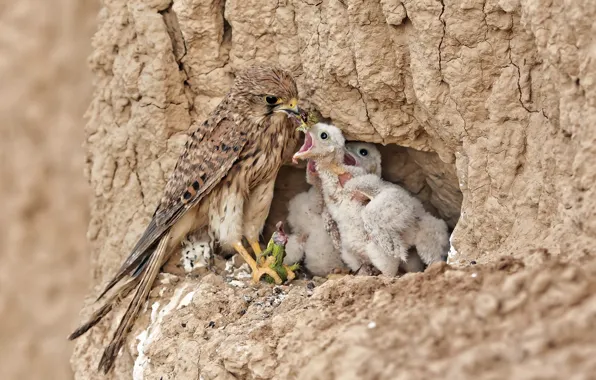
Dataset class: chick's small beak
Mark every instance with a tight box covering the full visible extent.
[275,97,300,116]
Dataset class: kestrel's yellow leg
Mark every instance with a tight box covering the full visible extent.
[233,242,282,284]
[241,180,282,284]
[250,241,264,263]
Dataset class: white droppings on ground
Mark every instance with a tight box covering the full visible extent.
[368,321,377,329]
[234,263,251,280]
[133,330,148,380]
[229,280,247,288]
[178,290,195,309]
[471,273,478,278]
[225,259,235,273]
[133,302,160,380]
[447,233,459,264]
[133,286,190,380]
[157,273,179,285]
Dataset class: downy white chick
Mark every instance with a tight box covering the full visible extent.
[345,142,428,273]
[344,173,450,266]
[285,142,383,276]
[292,123,401,276]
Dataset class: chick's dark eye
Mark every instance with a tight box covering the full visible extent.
[265,96,279,105]
[359,149,368,156]
[320,132,328,140]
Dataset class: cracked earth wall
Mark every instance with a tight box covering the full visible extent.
[71,0,596,378]
[0,1,98,379]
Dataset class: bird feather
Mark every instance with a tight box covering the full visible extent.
[95,118,248,300]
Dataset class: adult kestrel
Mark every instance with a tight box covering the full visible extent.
[69,64,301,373]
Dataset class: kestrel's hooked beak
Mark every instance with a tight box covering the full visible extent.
[274,97,300,117]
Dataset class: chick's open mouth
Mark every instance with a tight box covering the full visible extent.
[297,132,313,154]
[343,153,357,166]
[292,132,314,164]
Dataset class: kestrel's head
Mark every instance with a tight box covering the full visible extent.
[345,142,382,177]
[292,123,356,167]
[232,64,300,123]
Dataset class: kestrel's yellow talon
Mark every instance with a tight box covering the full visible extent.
[260,267,283,284]
[251,265,283,285]
[234,242,283,284]
[283,265,296,281]
[257,256,282,284]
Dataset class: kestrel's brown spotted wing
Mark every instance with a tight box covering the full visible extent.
[96,118,248,299]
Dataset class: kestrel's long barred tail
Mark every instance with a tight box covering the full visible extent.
[67,276,140,340]
[98,229,171,373]
[95,219,165,301]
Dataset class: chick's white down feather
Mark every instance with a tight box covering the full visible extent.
[344,173,450,266]
[284,139,382,276]
[284,183,344,275]
[319,166,390,274]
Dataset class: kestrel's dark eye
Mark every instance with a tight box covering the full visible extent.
[265,96,279,105]
[320,132,328,140]
[359,148,368,156]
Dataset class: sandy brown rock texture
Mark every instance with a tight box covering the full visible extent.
[76,252,596,380]
[70,0,596,379]
[0,1,98,379]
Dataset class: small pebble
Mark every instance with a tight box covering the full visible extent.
[471,273,478,278]
[367,321,377,329]
[470,260,477,265]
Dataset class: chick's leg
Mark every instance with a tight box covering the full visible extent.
[233,242,282,284]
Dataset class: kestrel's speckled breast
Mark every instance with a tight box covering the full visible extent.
[195,114,298,248]
[241,115,298,185]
